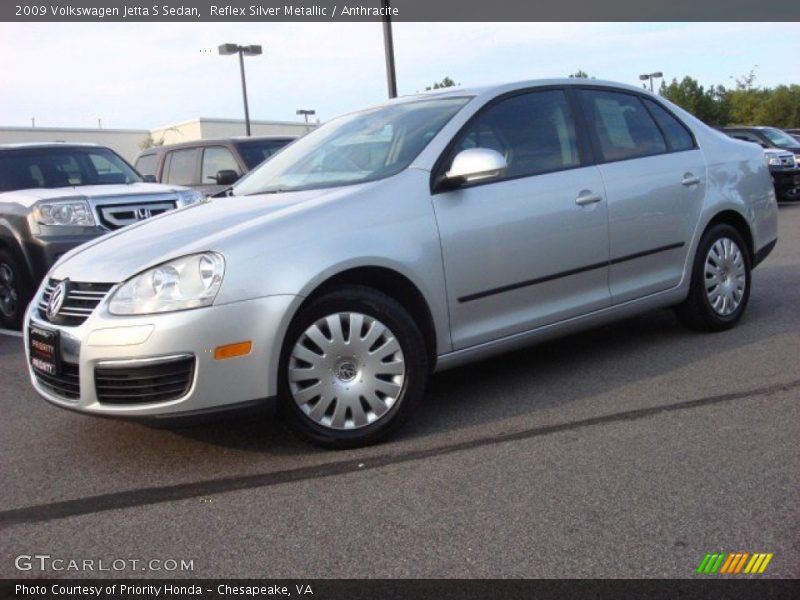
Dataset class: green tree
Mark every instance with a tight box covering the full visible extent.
[568,70,591,79]
[426,76,458,91]
[660,76,722,125]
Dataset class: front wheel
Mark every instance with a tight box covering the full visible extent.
[676,224,751,332]
[0,249,32,330]
[278,286,428,448]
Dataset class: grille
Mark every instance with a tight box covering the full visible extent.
[38,279,115,326]
[97,201,175,230]
[35,362,80,400]
[94,356,195,405]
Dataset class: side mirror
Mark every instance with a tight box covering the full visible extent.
[142,174,157,183]
[439,148,507,190]
[214,169,240,186]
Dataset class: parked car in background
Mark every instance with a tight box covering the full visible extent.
[762,149,800,201]
[723,126,800,160]
[25,80,777,447]
[0,143,203,329]
[722,128,800,201]
[135,136,297,196]
[784,128,800,142]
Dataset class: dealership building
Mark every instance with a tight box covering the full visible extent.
[0,117,314,162]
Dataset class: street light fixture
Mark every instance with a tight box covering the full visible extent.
[296,109,316,123]
[639,71,663,93]
[296,109,316,132]
[218,43,263,136]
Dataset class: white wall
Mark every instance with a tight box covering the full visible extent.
[0,118,314,163]
[0,126,150,162]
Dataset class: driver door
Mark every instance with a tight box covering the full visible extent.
[431,88,611,350]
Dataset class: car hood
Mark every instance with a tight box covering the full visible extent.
[50,184,367,283]
[2,183,191,207]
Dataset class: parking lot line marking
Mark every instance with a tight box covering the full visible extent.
[0,329,23,338]
[1,377,799,529]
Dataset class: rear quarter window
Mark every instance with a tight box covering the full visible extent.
[642,99,695,152]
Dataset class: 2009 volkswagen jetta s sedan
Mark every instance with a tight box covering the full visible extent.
[25,79,778,448]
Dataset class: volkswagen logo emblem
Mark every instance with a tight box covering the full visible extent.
[46,281,69,319]
[136,207,153,220]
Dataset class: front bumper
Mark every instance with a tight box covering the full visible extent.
[24,292,299,418]
[770,167,800,200]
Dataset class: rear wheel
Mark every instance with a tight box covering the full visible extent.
[278,286,428,448]
[0,249,31,330]
[676,224,751,332]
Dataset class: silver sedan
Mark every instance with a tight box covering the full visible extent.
[24,79,778,447]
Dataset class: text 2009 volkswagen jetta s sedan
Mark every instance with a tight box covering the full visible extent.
[25,79,778,447]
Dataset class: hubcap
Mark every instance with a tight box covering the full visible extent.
[704,237,746,316]
[289,312,406,430]
[0,262,18,318]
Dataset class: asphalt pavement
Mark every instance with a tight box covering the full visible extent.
[1,203,798,579]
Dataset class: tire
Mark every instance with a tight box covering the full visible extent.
[676,224,751,332]
[0,249,32,330]
[278,285,428,449]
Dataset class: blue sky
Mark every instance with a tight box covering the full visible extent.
[0,22,797,129]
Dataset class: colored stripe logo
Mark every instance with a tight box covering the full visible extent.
[696,552,773,574]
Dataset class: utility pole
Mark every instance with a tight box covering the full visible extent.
[382,0,397,98]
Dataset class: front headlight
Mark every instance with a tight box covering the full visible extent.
[766,154,782,167]
[108,252,225,315]
[177,190,205,206]
[34,200,95,226]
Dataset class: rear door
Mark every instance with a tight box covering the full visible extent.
[576,88,706,304]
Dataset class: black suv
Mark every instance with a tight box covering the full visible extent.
[723,127,800,201]
[134,136,296,196]
[0,143,202,328]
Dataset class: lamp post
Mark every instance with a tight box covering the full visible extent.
[296,109,316,132]
[639,71,663,93]
[218,43,263,136]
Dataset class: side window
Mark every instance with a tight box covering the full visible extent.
[642,99,694,152]
[134,154,158,178]
[164,148,200,185]
[201,146,240,182]
[451,89,581,180]
[578,90,667,162]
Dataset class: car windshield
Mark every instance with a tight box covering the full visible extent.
[233,96,471,195]
[235,139,295,169]
[761,128,800,148]
[0,146,142,192]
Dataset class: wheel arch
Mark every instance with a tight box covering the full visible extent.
[289,265,439,371]
[702,209,754,262]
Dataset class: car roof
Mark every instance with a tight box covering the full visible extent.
[0,142,107,151]
[139,135,299,155]
[341,77,664,117]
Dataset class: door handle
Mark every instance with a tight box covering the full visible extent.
[575,191,603,206]
[681,174,701,186]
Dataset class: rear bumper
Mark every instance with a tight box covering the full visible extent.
[753,238,777,268]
